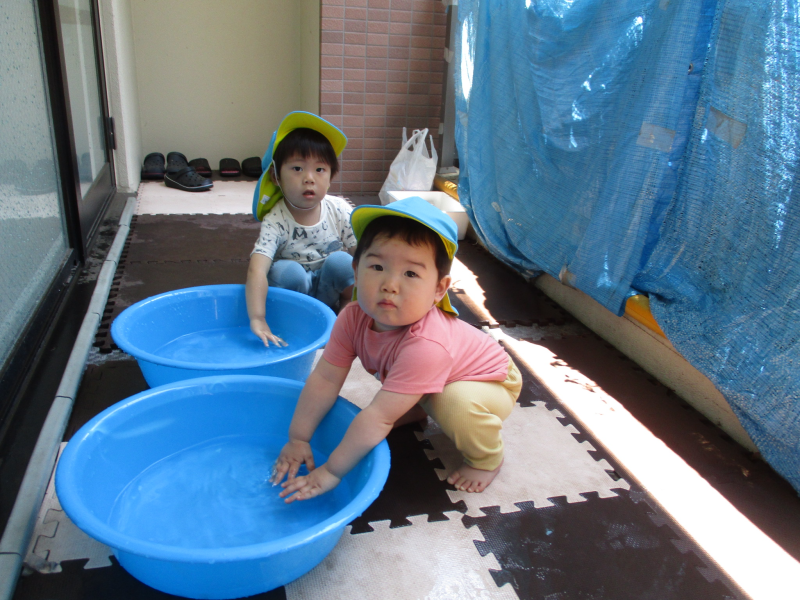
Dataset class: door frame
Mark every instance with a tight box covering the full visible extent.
[51,0,116,257]
[0,0,116,425]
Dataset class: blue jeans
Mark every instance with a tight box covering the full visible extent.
[267,251,354,309]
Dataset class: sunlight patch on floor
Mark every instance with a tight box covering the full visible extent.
[487,325,800,600]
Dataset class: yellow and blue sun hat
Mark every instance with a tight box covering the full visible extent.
[252,112,347,221]
[350,196,459,316]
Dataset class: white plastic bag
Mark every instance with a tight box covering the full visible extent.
[379,128,438,205]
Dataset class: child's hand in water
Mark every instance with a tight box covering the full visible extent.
[279,464,341,503]
[250,317,287,347]
[270,440,315,485]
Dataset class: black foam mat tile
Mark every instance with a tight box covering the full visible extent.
[349,423,467,532]
[464,490,743,600]
[14,556,286,600]
[46,339,746,600]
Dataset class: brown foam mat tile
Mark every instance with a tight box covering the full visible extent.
[126,214,260,263]
[448,290,487,329]
[93,214,268,352]
[65,354,148,440]
[453,242,573,327]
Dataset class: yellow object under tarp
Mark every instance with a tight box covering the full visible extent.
[625,295,666,337]
[433,175,459,199]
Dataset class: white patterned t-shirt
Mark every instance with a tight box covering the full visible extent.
[251,195,356,272]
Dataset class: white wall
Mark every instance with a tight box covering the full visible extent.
[129,0,319,167]
[99,0,142,192]
[300,0,320,114]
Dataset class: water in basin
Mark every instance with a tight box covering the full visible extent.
[153,326,295,365]
[108,433,351,549]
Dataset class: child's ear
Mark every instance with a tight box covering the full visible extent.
[434,275,452,304]
[269,164,278,185]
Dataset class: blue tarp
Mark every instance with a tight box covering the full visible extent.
[454,0,800,492]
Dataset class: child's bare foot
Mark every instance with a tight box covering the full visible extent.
[447,460,503,493]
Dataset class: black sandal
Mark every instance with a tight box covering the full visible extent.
[241,156,262,178]
[166,151,189,172]
[219,158,241,177]
[141,152,165,180]
[189,158,212,177]
[164,166,213,192]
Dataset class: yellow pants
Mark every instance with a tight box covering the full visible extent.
[420,358,522,471]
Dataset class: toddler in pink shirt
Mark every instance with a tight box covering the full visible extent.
[271,197,522,502]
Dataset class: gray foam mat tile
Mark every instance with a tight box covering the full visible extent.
[420,402,629,517]
[286,515,517,600]
[25,444,113,575]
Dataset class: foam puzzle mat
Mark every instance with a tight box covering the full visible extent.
[16,184,800,599]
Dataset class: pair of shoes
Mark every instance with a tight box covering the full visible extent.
[218,157,263,178]
[164,152,213,192]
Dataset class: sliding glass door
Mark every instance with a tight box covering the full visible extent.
[0,0,71,382]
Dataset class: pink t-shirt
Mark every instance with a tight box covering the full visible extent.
[323,303,510,395]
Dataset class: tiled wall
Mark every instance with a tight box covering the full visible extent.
[320,0,448,196]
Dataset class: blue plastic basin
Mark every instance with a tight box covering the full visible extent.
[111,284,336,386]
[55,375,390,599]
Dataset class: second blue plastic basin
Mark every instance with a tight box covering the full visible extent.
[111,284,336,386]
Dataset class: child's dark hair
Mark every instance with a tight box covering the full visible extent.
[273,128,339,177]
[353,216,452,281]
